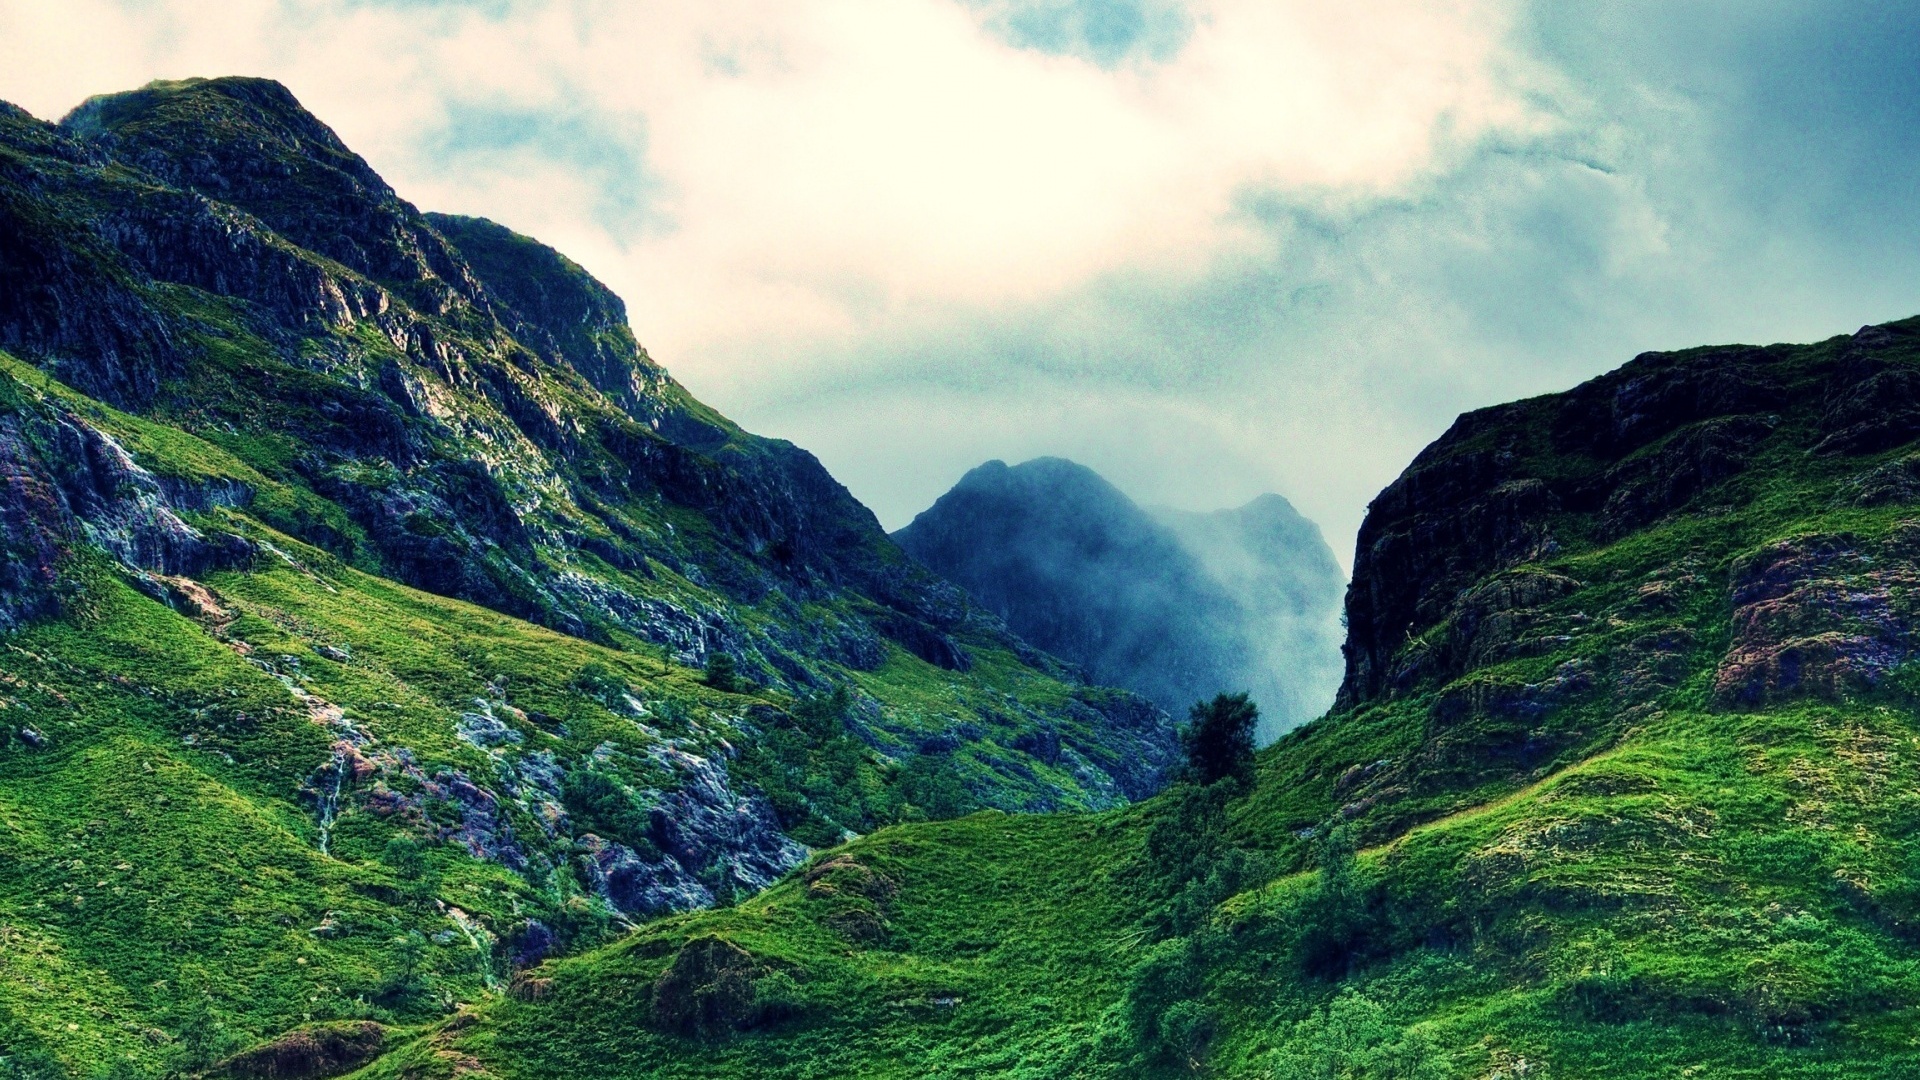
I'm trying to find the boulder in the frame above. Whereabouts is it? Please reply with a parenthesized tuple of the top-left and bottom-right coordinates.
(211, 1020, 385, 1080)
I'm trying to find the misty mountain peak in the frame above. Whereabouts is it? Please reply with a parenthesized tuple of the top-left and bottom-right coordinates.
(896, 457, 1345, 738)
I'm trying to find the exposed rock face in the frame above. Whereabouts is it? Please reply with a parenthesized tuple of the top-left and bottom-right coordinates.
(0, 391, 252, 627)
(1, 77, 1001, 677)
(1300, 317, 1920, 846)
(425, 212, 664, 414)
(895, 458, 1344, 737)
(1714, 530, 1920, 706)
(1339, 344, 1795, 708)
(62, 78, 487, 322)
(1340, 317, 1920, 715)
(580, 749, 809, 918)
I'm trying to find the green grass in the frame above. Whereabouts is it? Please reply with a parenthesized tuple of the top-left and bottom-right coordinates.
(411, 328, 1920, 1078)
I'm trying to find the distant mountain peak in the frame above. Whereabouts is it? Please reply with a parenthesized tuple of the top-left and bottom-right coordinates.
(896, 456, 1345, 738)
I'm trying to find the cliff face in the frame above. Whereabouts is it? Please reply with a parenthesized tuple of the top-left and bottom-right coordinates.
(1281, 320, 1920, 851)
(0, 78, 1183, 1061)
(2, 77, 906, 647)
(894, 457, 1344, 735)
(1339, 339, 1829, 710)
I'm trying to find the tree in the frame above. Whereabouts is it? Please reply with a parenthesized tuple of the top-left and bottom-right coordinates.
(382, 835, 440, 905)
(1181, 692, 1258, 787)
(378, 932, 430, 1007)
(704, 652, 739, 692)
(561, 768, 659, 857)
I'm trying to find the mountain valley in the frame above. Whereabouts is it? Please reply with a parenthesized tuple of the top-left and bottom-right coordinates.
(6, 74, 1920, 1080)
(429, 321, 1920, 1078)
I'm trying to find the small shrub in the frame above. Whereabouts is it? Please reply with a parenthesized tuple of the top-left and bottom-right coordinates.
(376, 932, 429, 1008)
(380, 836, 440, 905)
(1134, 781, 1268, 938)
(649, 937, 795, 1037)
(1294, 824, 1374, 980)
(571, 661, 626, 702)
(211, 1021, 386, 1080)
(894, 752, 979, 821)
(0, 1049, 68, 1080)
(561, 768, 660, 857)
(791, 685, 851, 739)
(1263, 991, 1446, 1080)
(1125, 935, 1216, 1070)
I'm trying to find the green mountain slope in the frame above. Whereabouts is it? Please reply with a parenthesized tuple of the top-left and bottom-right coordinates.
(0, 78, 1179, 1078)
(438, 323, 1920, 1078)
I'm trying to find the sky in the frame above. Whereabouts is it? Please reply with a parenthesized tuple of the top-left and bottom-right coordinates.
(3, 0, 1918, 570)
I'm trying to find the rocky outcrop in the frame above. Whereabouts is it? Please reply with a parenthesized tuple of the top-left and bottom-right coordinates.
(0, 386, 252, 627)
(1714, 530, 1920, 706)
(425, 212, 667, 415)
(211, 1020, 386, 1080)
(1595, 413, 1777, 539)
(649, 936, 789, 1037)
(580, 748, 809, 918)
(1340, 344, 1797, 708)
(62, 77, 488, 318)
(1339, 317, 1920, 721)
(1306, 319, 1920, 848)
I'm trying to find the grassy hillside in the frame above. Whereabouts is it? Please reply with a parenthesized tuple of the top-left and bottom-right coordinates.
(0, 76, 1177, 824)
(0, 76, 1176, 1078)
(424, 322, 1920, 1078)
(0, 347, 1164, 1076)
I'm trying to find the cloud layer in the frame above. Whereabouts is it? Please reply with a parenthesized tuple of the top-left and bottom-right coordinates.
(4, 0, 1917, 566)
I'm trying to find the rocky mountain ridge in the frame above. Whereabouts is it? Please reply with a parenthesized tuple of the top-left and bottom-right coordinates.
(0, 76, 1177, 808)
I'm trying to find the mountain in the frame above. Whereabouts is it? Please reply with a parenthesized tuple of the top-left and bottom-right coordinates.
(0, 77, 1180, 1075)
(892, 457, 1344, 737)
(450, 320, 1920, 1077)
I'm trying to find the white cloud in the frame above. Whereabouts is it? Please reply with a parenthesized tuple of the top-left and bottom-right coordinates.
(0, 0, 1539, 354)
(0, 0, 1550, 558)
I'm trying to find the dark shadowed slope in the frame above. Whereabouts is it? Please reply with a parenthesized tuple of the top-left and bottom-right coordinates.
(893, 457, 1345, 736)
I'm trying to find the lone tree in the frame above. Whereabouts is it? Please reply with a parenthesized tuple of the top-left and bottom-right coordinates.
(704, 651, 739, 692)
(1182, 692, 1259, 786)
